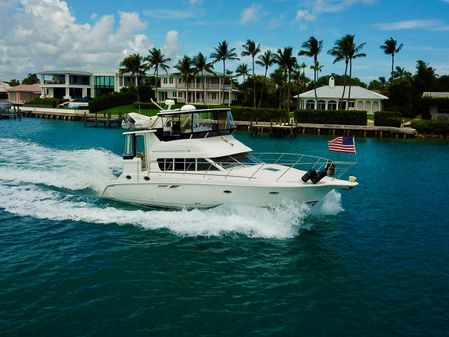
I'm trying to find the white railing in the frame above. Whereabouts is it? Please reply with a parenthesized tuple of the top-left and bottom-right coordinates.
(147, 152, 356, 182)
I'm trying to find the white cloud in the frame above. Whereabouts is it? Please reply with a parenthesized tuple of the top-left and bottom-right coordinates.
(163, 31, 180, 64)
(0, 0, 155, 80)
(373, 19, 449, 31)
(295, 9, 315, 22)
(241, 4, 262, 24)
(295, 0, 375, 26)
(142, 9, 195, 20)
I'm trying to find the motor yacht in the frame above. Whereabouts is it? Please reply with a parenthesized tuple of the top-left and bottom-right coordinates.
(102, 101, 358, 208)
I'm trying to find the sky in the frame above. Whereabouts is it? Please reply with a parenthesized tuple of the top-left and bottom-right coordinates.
(1, 0, 449, 84)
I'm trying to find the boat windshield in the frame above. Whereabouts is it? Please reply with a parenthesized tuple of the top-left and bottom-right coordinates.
(158, 109, 236, 140)
(212, 152, 259, 170)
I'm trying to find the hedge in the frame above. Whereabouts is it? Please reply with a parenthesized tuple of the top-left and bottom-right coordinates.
(374, 111, 402, 127)
(294, 109, 367, 126)
(24, 97, 63, 108)
(89, 91, 135, 113)
(411, 120, 449, 135)
(230, 106, 289, 122)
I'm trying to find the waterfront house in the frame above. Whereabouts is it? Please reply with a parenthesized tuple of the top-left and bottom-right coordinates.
(0, 80, 10, 98)
(7, 84, 41, 104)
(39, 70, 134, 100)
(158, 72, 238, 105)
(297, 77, 388, 113)
(422, 92, 449, 120)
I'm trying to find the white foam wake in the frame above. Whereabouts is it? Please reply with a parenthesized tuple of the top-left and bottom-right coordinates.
(0, 184, 312, 239)
(0, 138, 121, 193)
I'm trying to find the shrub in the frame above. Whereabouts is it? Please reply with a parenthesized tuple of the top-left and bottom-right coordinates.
(294, 109, 367, 126)
(24, 97, 62, 108)
(411, 120, 449, 135)
(374, 111, 402, 127)
(230, 106, 289, 122)
(89, 90, 135, 113)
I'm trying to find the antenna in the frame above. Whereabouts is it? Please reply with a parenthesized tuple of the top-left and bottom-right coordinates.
(150, 98, 163, 110)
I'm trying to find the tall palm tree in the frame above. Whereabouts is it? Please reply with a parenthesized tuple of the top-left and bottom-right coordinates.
(210, 40, 239, 104)
(270, 68, 285, 109)
(235, 63, 251, 104)
(174, 55, 193, 104)
(145, 48, 171, 102)
(241, 39, 261, 107)
(346, 35, 366, 108)
(380, 37, 404, 78)
(328, 34, 354, 109)
(274, 47, 297, 112)
(256, 50, 276, 107)
(192, 52, 215, 105)
(119, 53, 146, 102)
(298, 36, 322, 109)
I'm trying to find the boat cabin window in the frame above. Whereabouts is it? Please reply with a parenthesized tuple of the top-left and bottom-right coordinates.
(123, 133, 146, 164)
(157, 158, 219, 172)
(212, 153, 258, 169)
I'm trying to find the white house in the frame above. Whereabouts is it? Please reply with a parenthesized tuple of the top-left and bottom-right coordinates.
(39, 70, 134, 100)
(297, 77, 388, 113)
(158, 72, 238, 105)
(422, 92, 449, 120)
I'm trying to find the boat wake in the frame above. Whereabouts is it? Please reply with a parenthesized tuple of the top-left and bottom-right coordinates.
(0, 138, 344, 239)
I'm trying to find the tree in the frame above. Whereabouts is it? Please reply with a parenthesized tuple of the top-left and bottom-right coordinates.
(119, 53, 146, 102)
(174, 55, 193, 104)
(270, 68, 285, 109)
(391, 66, 412, 80)
(274, 47, 297, 112)
(241, 39, 261, 107)
(328, 34, 354, 109)
(380, 38, 404, 78)
(192, 52, 215, 105)
(414, 60, 436, 93)
(256, 50, 276, 108)
(345, 35, 366, 108)
(235, 63, 251, 104)
(210, 40, 239, 104)
(22, 73, 40, 85)
(145, 48, 171, 102)
(298, 36, 322, 109)
(9, 79, 20, 87)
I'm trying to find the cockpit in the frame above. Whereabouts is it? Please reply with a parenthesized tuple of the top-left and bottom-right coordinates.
(155, 108, 236, 141)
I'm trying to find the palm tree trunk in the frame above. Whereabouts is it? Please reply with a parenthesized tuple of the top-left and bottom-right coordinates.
(341, 61, 348, 110)
(252, 57, 256, 108)
(313, 69, 318, 110)
(202, 70, 206, 105)
(222, 61, 226, 105)
(186, 75, 189, 104)
(347, 58, 353, 109)
(391, 53, 395, 78)
(258, 67, 268, 108)
(155, 68, 159, 102)
(287, 71, 291, 112)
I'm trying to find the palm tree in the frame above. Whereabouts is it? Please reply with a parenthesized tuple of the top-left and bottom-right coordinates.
(192, 52, 215, 105)
(346, 35, 366, 108)
(328, 34, 355, 109)
(274, 47, 297, 112)
(298, 36, 322, 109)
(119, 53, 146, 102)
(210, 40, 239, 104)
(241, 39, 261, 107)
(174, 55, 193, 104)
(391, 66, 412, 79)
(235, 63, 251, 104)
(145, 48, 171, 102)
(270, 68, 285, 109)
(256, 50, 276, 107)
(380, 37, 404, 78)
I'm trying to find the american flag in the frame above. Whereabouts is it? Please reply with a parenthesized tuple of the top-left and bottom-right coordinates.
(328, 136, 356, 153)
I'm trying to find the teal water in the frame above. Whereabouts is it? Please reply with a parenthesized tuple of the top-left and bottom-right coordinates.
(1, 118, 448, 336)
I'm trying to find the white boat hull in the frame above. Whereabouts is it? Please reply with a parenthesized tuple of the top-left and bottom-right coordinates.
(102, 174, 354, 209)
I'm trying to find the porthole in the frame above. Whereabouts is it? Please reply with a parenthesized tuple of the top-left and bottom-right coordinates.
(144, 176, 150, 181)
(126, 175, 132, 180)
(223, 190, 232, 194)
(269, 191, 279, 195)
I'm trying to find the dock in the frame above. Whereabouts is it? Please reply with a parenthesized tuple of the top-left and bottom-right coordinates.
(235, 120, 417, 139)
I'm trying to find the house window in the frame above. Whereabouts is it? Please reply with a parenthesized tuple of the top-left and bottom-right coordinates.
(305, 100, 315, 109)
(169, 77, 173, 84)
(318, 100, 326, 110)
(328, 100, 337, 110)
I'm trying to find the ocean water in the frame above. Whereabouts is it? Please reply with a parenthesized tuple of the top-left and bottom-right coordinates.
(1, 118, 448, 337)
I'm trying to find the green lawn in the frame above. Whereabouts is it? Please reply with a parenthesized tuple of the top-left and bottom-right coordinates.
(95, 104, 159, 116)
